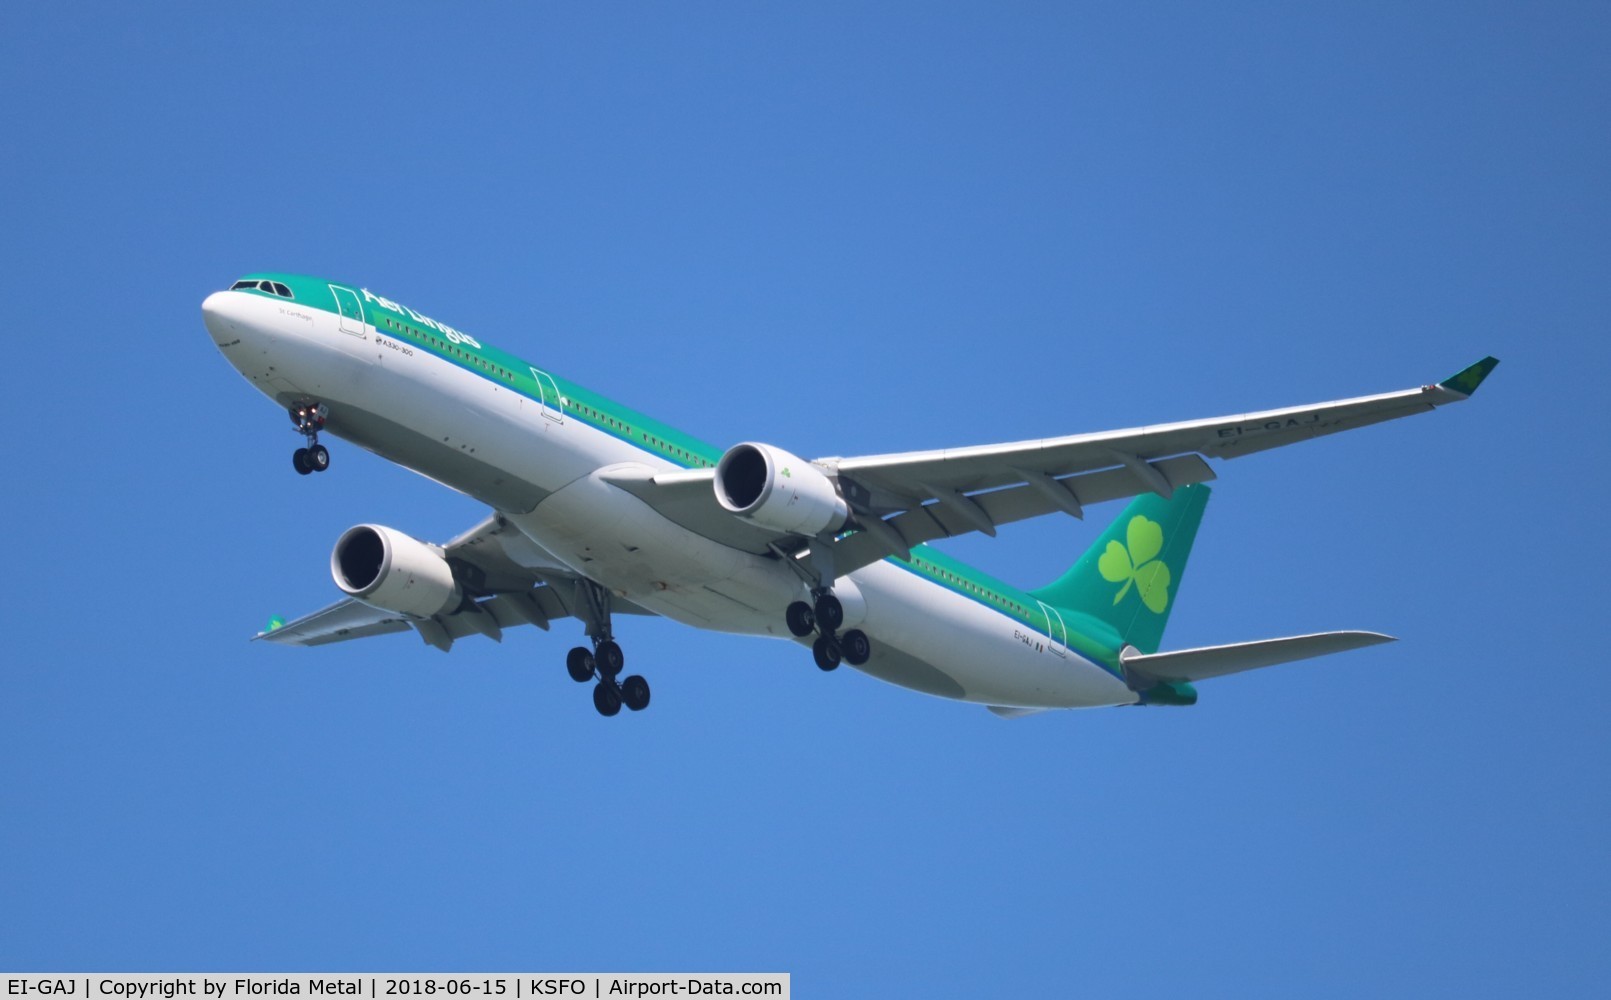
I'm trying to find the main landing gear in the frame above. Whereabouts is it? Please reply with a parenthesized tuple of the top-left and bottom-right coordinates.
(565, 580, 651, 717)
(786, 589, 871, 672)
(290, 402, 331, 476)
(566, 640, 650, 716)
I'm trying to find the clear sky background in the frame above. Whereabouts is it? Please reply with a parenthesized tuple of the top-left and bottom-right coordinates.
(2, 3, 1607, 996)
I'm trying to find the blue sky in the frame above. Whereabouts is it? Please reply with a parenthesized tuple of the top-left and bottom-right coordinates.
(2, 2, 1607, 995)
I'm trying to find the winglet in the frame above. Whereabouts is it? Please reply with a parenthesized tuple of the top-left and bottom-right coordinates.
(1438, 356, 1500, 397)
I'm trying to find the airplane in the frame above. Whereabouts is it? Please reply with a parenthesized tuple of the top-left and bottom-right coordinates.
(202, 274, 1498, 718)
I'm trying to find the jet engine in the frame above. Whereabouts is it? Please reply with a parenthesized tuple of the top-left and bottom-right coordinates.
(714, 442, 849, 536)
(330, 524, 461, 618)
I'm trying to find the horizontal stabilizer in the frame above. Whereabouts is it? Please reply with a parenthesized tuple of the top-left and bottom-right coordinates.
(1120, 630, 1395, 684)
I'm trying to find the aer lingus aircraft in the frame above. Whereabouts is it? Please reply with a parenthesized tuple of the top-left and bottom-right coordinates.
(203, 274, 1497, 717)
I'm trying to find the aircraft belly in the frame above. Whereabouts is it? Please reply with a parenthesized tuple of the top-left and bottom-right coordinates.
(512, 469, 1136, 706)
(508, 470, 808, 636)
(326, 400, 551, 513)
(267, 358, 553, 512)
(847, 561, 1136, 709)
(252, 315, 613, 513)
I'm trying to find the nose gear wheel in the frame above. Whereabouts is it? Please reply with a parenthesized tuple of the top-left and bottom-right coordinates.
(289, 403, 331, 474)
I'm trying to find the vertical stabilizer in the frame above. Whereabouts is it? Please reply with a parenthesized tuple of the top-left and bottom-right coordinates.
(1028, 484, 1210, 655)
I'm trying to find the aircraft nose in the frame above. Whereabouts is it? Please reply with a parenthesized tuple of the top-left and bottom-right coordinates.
(202, 290, 242, 342)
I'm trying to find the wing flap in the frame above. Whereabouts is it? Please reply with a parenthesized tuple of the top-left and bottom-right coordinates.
(1120, 630, 1396, 683)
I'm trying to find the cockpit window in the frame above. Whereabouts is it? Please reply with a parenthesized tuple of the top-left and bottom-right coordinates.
(229, 279, 295, 299)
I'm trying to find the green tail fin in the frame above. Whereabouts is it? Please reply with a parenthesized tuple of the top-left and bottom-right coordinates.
(1028, 484, 1211, 655)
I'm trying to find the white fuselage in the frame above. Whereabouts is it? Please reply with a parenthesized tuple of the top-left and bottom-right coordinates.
(203, 287, 1139, 710)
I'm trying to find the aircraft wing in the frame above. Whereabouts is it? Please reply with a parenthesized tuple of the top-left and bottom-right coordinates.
(608, 357, 1498, 577)
(252, 598, 414, 647)
(821, 356, 1500, 505)
(255, 513, 655, 651)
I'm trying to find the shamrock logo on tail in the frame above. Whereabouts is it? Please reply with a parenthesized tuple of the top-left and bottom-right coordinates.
(1098, 515, 1172, 614)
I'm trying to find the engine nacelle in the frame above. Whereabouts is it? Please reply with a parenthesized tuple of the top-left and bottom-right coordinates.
(714, 442, 849, 536)
(331, 524, 461, 618)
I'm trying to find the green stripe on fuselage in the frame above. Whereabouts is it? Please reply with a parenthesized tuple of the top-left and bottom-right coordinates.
(232, 273, 1126, 675)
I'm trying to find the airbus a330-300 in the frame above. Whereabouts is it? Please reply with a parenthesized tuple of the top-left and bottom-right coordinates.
(203, 274, 1497, 717)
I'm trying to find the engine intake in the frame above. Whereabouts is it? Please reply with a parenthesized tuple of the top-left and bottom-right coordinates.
(715, 442, 848, 536)
(331, 524, 460, 618)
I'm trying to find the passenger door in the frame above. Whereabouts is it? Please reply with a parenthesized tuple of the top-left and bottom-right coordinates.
(528, 367, 565, 423)
(328, 285, 367, 337)
(1035, 600, 1070, 659)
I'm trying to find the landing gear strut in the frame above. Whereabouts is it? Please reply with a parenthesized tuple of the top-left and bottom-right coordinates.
(566, 580, 650, 716)
(289, 403, 330, 475)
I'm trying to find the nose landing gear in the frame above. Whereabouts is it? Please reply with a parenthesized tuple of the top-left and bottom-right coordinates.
(289, 403, 331, 475)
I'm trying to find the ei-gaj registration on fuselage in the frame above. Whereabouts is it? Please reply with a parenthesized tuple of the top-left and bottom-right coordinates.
(203, 275, 1497, 718)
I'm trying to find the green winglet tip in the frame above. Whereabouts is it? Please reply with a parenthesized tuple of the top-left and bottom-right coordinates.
(266, 615, 286, 632)
(1439, 356, 1500, 396)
